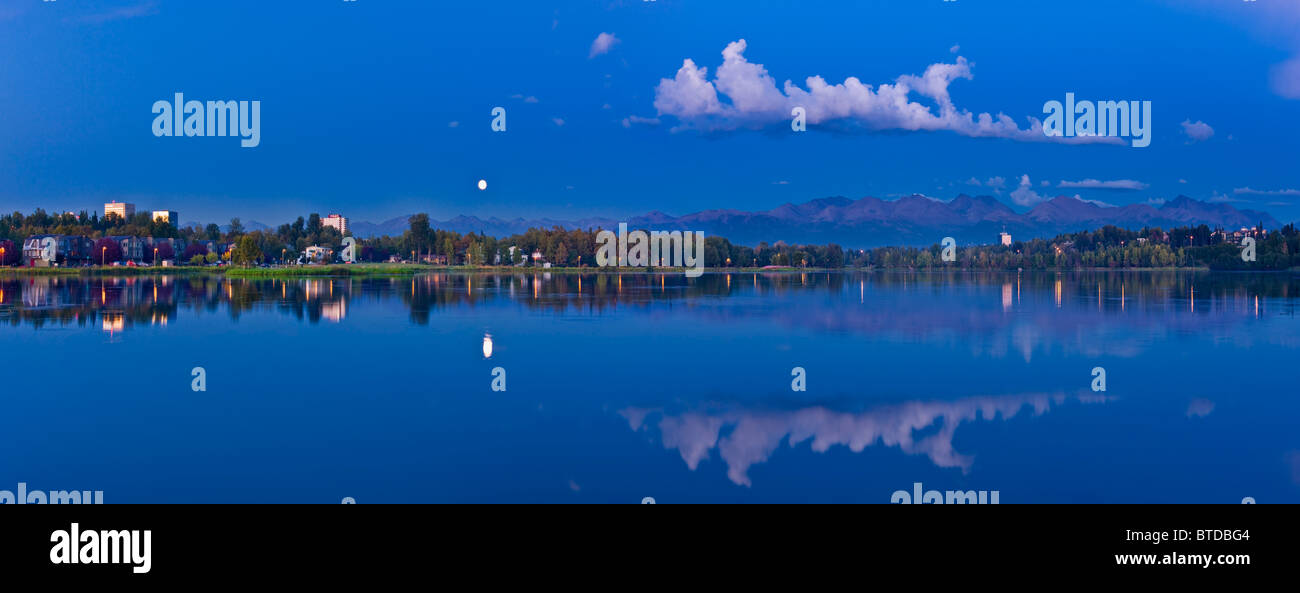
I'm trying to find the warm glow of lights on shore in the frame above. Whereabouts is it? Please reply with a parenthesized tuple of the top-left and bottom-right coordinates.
(102, 313, 124, 333)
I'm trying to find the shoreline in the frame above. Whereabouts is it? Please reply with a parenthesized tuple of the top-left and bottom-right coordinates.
(2, 264, 1295, 277)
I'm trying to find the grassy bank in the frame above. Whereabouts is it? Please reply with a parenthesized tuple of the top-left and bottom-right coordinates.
(0, 265, 215, 276)
(4, 264, 1258, 278)
(222, 263, 431, 277)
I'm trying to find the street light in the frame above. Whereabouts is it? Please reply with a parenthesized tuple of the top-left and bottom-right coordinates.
(102, 246, 107, 267)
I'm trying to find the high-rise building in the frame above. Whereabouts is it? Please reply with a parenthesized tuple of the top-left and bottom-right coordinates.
(151, 210, 180, 227)
(323, 213, 349, 235)
(104, 202, 136, 221)
(1000, 232, 1012, 246)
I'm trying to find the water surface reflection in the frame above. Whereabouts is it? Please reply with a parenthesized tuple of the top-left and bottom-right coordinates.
(0, 270, 1296, 502)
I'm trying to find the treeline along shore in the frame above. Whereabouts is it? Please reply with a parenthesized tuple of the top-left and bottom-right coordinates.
(1, 209, 1297, 274)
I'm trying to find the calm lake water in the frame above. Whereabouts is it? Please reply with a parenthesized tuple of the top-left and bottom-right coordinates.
(1, 271, 1297, 503)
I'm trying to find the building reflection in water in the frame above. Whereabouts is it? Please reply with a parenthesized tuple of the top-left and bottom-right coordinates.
(0, 271, 1294, 341)
(102, 312, 124, 333)
(321, 299, 346, 323)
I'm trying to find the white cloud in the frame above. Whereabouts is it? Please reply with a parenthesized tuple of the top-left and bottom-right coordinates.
(1208, 192, 1245, 203)
(1170, 2, 1300, 99)
(1057, 179, 1149, 191)
(1180, 119, 1214, 142)
(1010, 174, 1047, 207)
(1179, 179, 1188, 184)
(73, 2, 157, 25)
(447, 121, 459, 128)
(589, 32, 620, 59)
(652, 40, 1123, 144)
(1234, 187, 1300, 196)
(965, 176, 1005, 191)
(524, 96, 539, 104)
(1186, 398, 1215, 418)
(949, 44, 960, 54)
(552, 117, 565, 127)
(1271, 56, 1300, 99)
(621, 115, 661, 128)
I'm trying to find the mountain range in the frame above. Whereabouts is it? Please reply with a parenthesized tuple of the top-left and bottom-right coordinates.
(342, 195, 1281, 248)
(182, 220, 272, 234)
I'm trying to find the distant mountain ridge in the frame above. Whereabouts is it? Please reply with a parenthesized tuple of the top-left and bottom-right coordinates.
(182, 220, 271, 234)
(341, 194, 1279, 248)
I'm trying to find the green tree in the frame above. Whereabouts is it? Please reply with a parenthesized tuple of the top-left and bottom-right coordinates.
(441, 236, 455, 264)
(233, 236, 261, 267)
(409, 214, 432, 257)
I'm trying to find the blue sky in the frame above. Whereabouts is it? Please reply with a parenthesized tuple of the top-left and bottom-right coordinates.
(1, 0, 1298, 226)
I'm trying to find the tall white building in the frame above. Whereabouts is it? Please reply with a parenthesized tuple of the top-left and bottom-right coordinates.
(152, 210, 179, 227)
(104, 201, 136, 221)
(323, 213, 349, 235)
(1000, 232, 1012, 246)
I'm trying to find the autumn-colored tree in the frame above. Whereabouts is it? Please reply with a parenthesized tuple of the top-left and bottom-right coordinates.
(0, 239, 16, 265)
(182, 242, 208, 260)
(93, 238, 122, 265)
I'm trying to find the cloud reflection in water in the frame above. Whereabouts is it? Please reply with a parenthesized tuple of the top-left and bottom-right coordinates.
(622, 392, 1109, 486)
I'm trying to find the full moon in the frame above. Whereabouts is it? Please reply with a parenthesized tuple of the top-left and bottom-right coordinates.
(477, 179, 487, 191)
